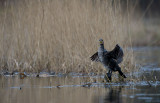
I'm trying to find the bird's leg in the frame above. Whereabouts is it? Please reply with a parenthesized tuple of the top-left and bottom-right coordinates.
(116, 66, 126, 78)
(107, 70, 112, 81)
(104, 70, 112, 82)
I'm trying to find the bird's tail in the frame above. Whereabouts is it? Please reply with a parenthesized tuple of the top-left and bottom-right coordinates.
(118, 70, 126, 78)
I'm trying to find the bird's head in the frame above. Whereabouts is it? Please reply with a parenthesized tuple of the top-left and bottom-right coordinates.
(99, 39, 104, 45)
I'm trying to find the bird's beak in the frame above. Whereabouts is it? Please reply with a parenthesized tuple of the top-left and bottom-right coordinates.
(99, 41, 103, 44)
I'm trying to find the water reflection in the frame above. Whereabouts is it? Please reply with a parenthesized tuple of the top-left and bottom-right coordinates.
(104, 87, 122, 103)
(0, 76, 160, 103)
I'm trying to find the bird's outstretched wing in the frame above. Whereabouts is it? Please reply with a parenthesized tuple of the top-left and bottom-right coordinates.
(105, 44, 124, 64)
(90, 52, 99, 62)
(90, 45, 123, 64)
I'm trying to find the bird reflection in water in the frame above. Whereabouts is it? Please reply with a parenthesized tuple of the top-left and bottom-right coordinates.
(104, 87, 123, 103)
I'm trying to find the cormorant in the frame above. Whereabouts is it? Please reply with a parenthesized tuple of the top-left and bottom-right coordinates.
(90, 39, 126, 81)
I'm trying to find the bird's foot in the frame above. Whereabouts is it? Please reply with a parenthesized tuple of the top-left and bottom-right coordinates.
(104, 73, 112, 82)
(107, 73, 112, 81)
(122, 74, 127, 78)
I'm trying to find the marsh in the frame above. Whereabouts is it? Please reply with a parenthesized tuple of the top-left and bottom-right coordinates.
(0, 47, 160, 103)
(0, 0, 160, 103)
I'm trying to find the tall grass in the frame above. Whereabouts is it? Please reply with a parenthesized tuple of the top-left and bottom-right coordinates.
(0, 0, 134, 74)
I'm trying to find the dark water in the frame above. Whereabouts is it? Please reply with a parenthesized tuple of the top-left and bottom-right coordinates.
(0, 47, 160, 103)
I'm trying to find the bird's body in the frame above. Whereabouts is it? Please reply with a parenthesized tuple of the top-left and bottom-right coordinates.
(98, 45, 110, 70)
(98, 44, 107, 66)
(90, 39, 126, 81)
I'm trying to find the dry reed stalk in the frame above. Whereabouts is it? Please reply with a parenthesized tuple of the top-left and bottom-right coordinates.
(0, 0, 134, 74)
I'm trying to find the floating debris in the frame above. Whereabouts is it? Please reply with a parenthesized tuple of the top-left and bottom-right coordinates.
(3, 72, 13, 76)
(19, 72, 27, 79)
(56, 85, 61, 89)
(82, 83, 92, 88)
(38, 72, 54, 77)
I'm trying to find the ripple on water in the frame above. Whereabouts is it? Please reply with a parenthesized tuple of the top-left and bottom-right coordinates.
(8, 81, 160, 89)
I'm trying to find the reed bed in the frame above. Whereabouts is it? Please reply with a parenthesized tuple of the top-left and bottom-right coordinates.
(0, 0, 135, 74)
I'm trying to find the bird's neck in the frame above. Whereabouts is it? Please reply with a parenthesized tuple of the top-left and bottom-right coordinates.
(98, 44, 105, 62)
(100, 44, 104, 50)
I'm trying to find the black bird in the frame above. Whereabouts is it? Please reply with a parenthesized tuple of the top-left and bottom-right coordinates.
(90, 39, 126, 81)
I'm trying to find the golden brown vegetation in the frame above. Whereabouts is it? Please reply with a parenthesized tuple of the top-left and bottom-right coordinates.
(130, 18, 160, 46)
(0, 0, 135, 74)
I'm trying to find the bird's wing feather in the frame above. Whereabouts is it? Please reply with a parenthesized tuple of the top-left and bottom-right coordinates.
(90, 52, 100, 62)
(105, 44, 124, 64)
(90, 49, 108, 62)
